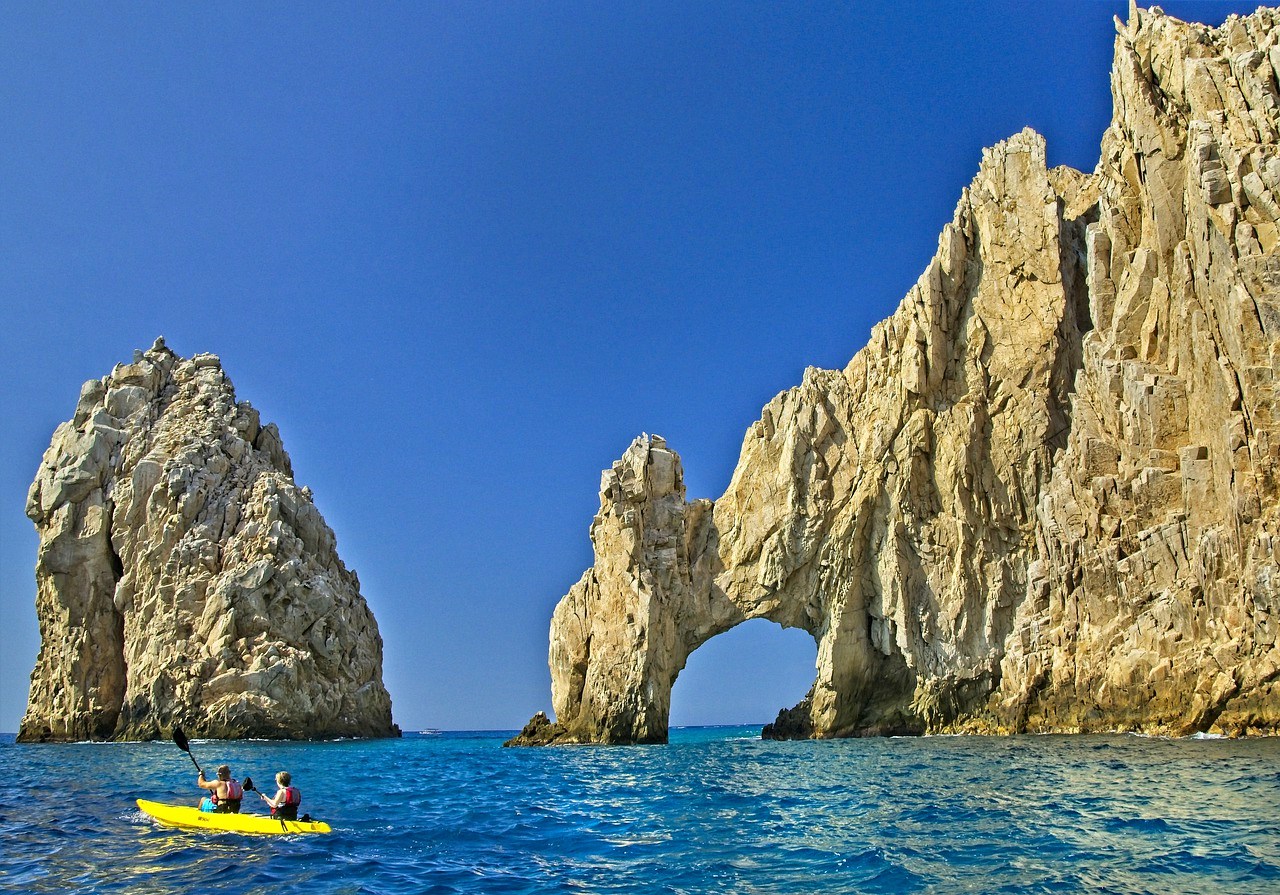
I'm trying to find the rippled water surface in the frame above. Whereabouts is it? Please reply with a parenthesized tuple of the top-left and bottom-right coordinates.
(1, 728, 1277, 894)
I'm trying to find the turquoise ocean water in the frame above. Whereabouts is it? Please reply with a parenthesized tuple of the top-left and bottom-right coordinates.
(1, 727, 1277, 894)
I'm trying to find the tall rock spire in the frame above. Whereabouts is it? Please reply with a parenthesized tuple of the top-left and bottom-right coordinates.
(20, 339, 397, 741)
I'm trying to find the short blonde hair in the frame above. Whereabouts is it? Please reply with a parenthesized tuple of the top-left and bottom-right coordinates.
(276, 771, 291, 786)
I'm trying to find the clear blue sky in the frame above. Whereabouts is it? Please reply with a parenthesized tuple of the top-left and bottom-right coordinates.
(0, 2, 1258, 733)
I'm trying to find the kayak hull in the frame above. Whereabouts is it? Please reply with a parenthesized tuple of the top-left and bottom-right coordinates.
(136, 798, 331, 835)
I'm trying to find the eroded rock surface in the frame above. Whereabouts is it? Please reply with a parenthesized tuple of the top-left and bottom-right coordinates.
(509, 5, 1280, 745)
(20, 339, 397, 742)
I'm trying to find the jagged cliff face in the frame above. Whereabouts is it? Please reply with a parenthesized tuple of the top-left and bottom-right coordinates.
(510, 5, 1280, 745)
(1006, 5, 1280, 735)
(20, 339, 396, 741)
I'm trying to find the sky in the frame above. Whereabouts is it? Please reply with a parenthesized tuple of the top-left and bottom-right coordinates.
(0, 1, 1262, 734)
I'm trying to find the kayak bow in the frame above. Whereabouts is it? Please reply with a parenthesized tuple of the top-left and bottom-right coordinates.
(136, 799, 331, 835)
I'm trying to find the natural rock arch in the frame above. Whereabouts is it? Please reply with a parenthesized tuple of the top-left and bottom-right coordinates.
(511, 125, 1075, 746)
(511, 430, 928, 746)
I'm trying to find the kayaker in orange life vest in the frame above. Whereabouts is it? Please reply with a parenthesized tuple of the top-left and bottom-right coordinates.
(261, 771, 303, 821)
(197, 764, 243, 813)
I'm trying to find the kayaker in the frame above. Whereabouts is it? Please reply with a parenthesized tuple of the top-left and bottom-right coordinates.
(261, 771, 302, 820)
(196, 764, 243, 813)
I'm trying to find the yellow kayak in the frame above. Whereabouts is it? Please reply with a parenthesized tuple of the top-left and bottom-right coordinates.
(136, 799, 332, 835)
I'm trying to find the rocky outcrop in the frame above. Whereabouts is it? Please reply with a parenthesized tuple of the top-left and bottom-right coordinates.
(509, 4, 1280, 745)
(19, 339, 397, 742)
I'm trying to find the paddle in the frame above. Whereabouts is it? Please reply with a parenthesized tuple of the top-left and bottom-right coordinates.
(173, 726, 203, 776)
(243, 777, 285, 810)
(243, 777, 287, 830)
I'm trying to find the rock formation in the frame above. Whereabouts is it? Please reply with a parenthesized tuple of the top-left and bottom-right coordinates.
(19, 339, 397, 742)
(509, 4, 1280, 745)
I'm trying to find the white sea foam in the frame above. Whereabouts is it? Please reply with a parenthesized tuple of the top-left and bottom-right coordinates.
(70, 739, 131, 746)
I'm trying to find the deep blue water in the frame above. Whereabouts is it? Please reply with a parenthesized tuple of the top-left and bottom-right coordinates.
(1, 727, 1277, 894)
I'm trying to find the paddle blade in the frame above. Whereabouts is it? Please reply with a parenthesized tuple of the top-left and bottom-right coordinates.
(173, 726, 202, 774)
(242, 777, 254, 792)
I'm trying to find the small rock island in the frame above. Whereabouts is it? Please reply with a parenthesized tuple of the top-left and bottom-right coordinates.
(510, 5, 1280, 745)
(20, 338, 396, 742)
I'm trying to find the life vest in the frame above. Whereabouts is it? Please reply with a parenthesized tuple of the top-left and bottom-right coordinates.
(212, 778, 243, 813)
(271, 786, 302, 820)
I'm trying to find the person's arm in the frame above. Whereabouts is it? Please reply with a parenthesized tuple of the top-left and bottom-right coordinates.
(265, 787, 286, 808)
(197, 772, 215, 792)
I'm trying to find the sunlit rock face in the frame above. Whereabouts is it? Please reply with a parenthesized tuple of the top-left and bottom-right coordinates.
(19, 338, 397, 742)
(509, 5, 1280, 745)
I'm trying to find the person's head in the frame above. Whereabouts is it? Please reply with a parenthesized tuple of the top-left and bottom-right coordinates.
(276, 771, 291, 787)
(216, 765, 231, 781)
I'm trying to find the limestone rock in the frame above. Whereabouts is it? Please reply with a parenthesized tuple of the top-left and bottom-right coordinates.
(19, 339, 397, 741)
(511, 5, 1280, 744)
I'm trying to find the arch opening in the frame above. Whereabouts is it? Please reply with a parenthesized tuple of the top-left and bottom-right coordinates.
(669, 618, 817, 730)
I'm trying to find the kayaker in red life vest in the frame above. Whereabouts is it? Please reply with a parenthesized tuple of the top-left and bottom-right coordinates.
(262, 771, 302, 821)
(196, 764, 243, 813)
